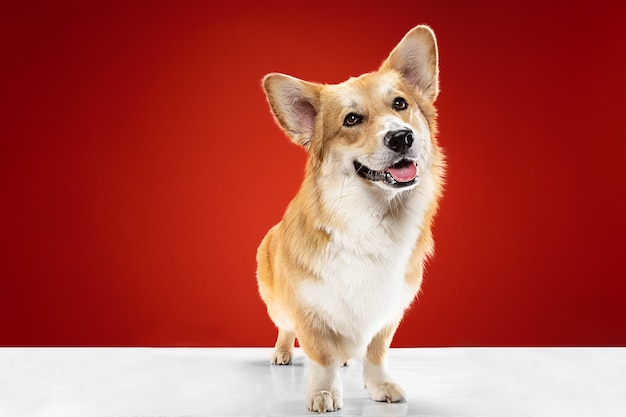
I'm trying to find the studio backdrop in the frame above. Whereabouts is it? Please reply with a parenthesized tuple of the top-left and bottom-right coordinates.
(1, 1, 625, 347)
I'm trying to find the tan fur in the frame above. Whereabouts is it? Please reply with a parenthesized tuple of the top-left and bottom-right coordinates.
(257, 25, 445, 412)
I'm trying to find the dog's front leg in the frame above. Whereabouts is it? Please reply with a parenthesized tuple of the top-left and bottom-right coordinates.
(306, 358, 343, 413)
(297, 323, 343, 413)
(363, 322, 406, 403)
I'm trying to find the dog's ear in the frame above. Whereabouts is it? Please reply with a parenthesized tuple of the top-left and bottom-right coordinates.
(263, 73, 320, 149)
(380, 25, 439, 102)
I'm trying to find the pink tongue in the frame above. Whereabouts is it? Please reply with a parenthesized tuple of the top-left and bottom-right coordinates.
(387, 161, 417, 182)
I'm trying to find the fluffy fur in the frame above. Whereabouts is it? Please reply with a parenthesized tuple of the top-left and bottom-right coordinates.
(256, 25, 445, 413)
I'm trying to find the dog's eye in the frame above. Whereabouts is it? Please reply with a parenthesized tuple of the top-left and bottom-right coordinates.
(392, 97, 408, 111)
(343, 112, 363, 127)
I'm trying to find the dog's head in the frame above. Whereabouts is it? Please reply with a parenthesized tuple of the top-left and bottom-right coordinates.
(263, 26, 439, 193)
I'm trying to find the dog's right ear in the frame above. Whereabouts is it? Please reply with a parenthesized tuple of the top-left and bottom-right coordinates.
(263, 73, 320, 149)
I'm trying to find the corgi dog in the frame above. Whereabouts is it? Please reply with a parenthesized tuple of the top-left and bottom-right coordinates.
(256, 25, 444, 413)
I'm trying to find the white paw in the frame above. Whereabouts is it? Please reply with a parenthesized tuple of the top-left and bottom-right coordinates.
(307, 390, 343, 413)
(271, 350, 292, 365)
(368, 382, 406, 403)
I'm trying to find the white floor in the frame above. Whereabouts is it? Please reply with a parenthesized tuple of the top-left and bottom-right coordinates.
(0, 348, 624, 417)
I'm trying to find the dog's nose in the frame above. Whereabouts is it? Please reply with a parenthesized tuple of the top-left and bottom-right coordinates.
(384, 129, 414, 153)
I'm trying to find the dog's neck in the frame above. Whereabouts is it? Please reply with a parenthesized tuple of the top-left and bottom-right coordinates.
(310, 172, 425, 231)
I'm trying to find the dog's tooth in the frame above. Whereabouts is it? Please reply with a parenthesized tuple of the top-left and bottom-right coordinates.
(383, 171, 396, 184)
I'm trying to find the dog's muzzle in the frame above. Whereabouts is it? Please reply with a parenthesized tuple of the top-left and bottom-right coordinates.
(353, 159, 419, 188)
(353, 129, 420, 188)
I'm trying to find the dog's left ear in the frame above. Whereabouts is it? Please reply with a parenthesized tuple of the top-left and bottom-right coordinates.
(380, 25, 439, 102)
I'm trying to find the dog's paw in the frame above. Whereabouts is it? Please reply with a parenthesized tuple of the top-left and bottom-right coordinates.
(368, 382, 406, 403)
(271, 350, 292, 365)
(307, 390, 343, 413)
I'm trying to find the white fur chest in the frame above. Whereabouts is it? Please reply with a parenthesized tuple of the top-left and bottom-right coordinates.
(296, 176, 433, 356)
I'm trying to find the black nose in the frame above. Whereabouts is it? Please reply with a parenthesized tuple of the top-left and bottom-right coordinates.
(384, 129, 414, 153)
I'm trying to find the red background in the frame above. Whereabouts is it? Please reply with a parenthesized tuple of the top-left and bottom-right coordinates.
(1, 1, 625, 347)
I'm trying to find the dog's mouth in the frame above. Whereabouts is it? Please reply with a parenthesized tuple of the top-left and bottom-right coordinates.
(353, 159, 419, 188)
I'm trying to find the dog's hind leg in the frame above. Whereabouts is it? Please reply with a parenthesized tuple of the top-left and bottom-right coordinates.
(272, 329, 295, 365)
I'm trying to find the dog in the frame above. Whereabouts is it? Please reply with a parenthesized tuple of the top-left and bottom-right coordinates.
(256, 25, 445, 413)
